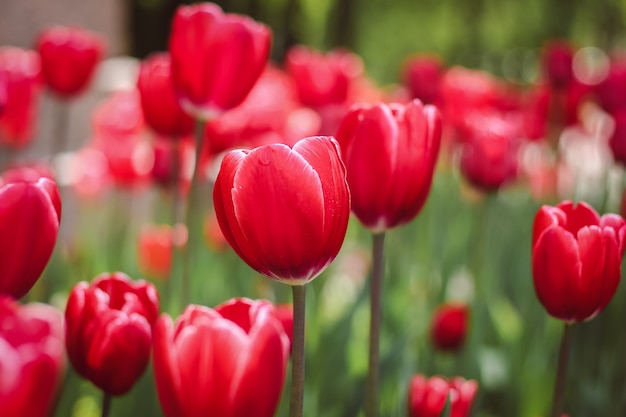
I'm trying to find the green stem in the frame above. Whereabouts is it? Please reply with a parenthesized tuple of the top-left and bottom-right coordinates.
(550, 323, 573, 417)
(289, 284, 306, 417)
(101, 392, 112, 417)
(365, 232, 386, 417)
(181, 119, 206, 306)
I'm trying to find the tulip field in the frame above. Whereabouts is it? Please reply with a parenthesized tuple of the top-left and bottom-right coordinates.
(2, 1, 626, 417)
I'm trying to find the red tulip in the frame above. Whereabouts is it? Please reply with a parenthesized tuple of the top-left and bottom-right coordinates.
(532, 201, 626, 322)
(0, 71, 7, 116)
(403, 54, 444, 105)
(609, 110, 626, 166)
(430, 303, 469, 352)
(65, 272, 159, 395)
(542, 41, 575, 90)
(213, 136, 350, 284)
(274, 303, 294, 352)
(91, 90, 153, 187)
(169, 2, 271, 120)
(594, 57, 626, 114)
(0, 168, 61, 299)
(137, 53, 194, 137)
(153, 298, 289, 417)
(0, 47, 41, 148)
(36, 25, 105, 98)
(408, 375, 478, 417)
(203, 65, 317, 156)
(150, 135, 194, 189)
(458, 112, 521, 192)
(335, 99, 441, 232)
(286, 45, 363, 108)
(0, 296, 65, 417)
(137, 224, 187, 281)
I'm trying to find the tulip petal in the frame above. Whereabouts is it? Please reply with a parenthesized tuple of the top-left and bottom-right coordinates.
(557, 200, 600, 235)
(532, 226, 581, 321)
(532, 205, 566, 248)
(575, 226, 606, 321)
(153, 315, 186, 417)
(293, 136, 350, 274)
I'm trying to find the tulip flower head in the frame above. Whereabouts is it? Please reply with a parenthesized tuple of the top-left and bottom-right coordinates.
(65, 272, 159, 395)
(137, 53, 194, 138)
(408, 374, 478, 417)
(153, 298, 289, 417)
(541, 41, 575, 91)
(532, 201, 626, 322)
(137, 223, 187, 281)
(169, 2, 272, 120)
(402, 54, 444, 105)
(0, 168, 61, 299)
(36, 25, 105, 98)
(0, 47, 41, 148)
(0, 296, 65, 417)
(430, 303, 469, 352)
(335, 99, 442, 232)
(213, 136, 351, 284)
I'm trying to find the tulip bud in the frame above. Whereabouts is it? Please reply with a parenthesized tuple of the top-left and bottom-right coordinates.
(532, 201, 626, 322)
(335, 99, 442, 232)
(168, 2, 272, 120)
(0, 168, 61, 299)
(65, 272, 159, 395)
(213, 136, 351, 284)
(36, 25, 105, 98)
(0, 296, 65, 417)
(153, 298, 289, 417)
(430, 303, 469, 352)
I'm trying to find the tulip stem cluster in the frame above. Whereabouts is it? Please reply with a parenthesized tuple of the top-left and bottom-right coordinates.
(290, 284, 306, 417)
(551, 323, 573, 417)
(365, 232, 386, 417)
(101, 392, 112, 417)
(180, 118, 206, 305)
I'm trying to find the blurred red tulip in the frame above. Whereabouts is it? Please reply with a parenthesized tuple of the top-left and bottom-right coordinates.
(0, 47, 41, 148)
(203, 65, 315, 156)
(594, 57, 626, 114)
(286, 45, 363, 108)
(36, 25, 105, 98)
(608, 110, 626, 165)
(403, 54, 444, 105)
(150, 135, 193, 189)
(65, 272, 159, 395)
(532, 201, 626, 322)
(213, 136, 350, 284)
(0, 71, 6, 116)
(0, 296, 65, 417)
(274, 303, 293, 352)
(137, 223, 187, 281)
(70, 146, 112, 198)
(204, 210, 229, 252)
(430, 303, 469, 352)
(439, 67, 500, 129)
(335, 99, 441, 232)
(153, 298, 289, 417)
(137, 53, 194, 137)
(408, 375, 478, 417)
(92, 90, 154, 187)
(542, 41, 575, 90)
(0, 169, 60, 299)
(169, 2, 271, 120)
(458, 112, 521, 192)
